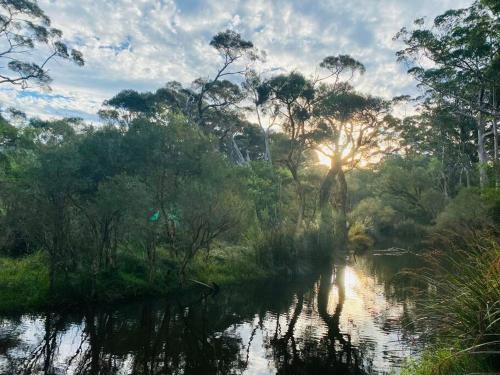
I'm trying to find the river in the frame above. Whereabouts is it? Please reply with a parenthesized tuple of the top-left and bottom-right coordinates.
(0, 253, 425, 374)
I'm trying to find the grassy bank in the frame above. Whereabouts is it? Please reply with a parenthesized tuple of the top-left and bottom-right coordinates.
(0, 244, 277, 313)
(400, 234, 500, 374)
(401, 346, 494, 375)
(0, 252, 49, 311)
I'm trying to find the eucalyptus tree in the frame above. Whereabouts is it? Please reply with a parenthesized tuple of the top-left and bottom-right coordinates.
(16, 119, 82, 292)
(99, 31, 259, 164)
(98, 82, 193, 126)
(312, 56, 365, 236)
(243, 70, 278, 164)
(0, 0, 84, 88)
(185, 30, 262, 165)
(314, 90, 397, 249)
(400, 106, 478, 193)
(308, 55, 397, 250)
(256, 72, 315, 235)
(193, 29, 258, 129)
(395, 1, 500, 187)
(99, 28, 257, 131)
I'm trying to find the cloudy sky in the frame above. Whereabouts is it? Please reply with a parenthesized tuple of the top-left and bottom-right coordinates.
(0, 0, 473, 121)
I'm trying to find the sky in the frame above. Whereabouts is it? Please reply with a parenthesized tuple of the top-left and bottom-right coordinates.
(0, 0, 473, 122)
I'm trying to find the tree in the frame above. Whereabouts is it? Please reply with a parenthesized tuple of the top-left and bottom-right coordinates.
(256, 72, 315, 236)
(192, 30, 257, 128)
(375, 155, 445, 224)
(314, 90, 397, 249)
(400, 105, 478, 194)
(243, 70, 278, 164)
(308, 55, 396, 250)
(395, 1, 500, 187)
(0, 0, 83, 88)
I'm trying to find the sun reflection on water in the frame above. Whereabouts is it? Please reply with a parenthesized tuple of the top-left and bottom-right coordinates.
(1, 255, 421, 375)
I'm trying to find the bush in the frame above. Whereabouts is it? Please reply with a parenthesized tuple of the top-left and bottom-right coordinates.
(401, 346, 493, 375)
(405, 234, 500, 374)
(253, 229, 296, 273)
(192, 244, 269, 285)
(0, 252, 49, 311)
(348, 222, 374, 251)
(434, 188, 496, 235)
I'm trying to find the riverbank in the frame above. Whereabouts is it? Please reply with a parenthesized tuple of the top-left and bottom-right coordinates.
(0, 244, 276, 313)
(400, 234, 500, 374)
(0, 252, 423, 373)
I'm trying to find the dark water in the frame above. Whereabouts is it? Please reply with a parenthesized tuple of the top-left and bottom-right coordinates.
(0, 254, 424, 375)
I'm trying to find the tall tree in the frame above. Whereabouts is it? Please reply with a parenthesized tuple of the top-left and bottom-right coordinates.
(395, 1, 500, 187)
(314, 90, 397, 249)
(192, 30, 256, 127)
(0, 0, 83, 87)
(257, 72, 315, 236)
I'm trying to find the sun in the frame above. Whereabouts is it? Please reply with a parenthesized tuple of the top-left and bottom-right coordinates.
(316, 145, 332, 167)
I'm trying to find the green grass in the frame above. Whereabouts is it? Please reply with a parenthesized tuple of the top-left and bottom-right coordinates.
(401, 346, 493, 375)
(400, 233, 500, 374)
(0, 252, 50, 311)
(191, 244, 271, 285)
(0, 244, 274, 313)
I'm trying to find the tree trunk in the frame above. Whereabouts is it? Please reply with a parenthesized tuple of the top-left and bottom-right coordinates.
(264, 129, 272, 164)
(288, 164, 305, 238)
(49, 196, 66, 296)
(493, 115, 499, 188)
(477, 112, 489, 188)
(231, 133, 247, 166)
(48, 254, 57, 297)
(318, 162, 339, 254)
(333, 168, 348, 251)
(147, 235, 157, 283)
(295, 182, 305, 238)
(477, 91, 489, 188)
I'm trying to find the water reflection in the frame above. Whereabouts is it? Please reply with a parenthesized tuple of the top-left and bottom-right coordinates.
(0, 255, 422, 374)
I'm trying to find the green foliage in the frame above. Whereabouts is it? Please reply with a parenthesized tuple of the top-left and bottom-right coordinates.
(346, 156, 448, 248)
(349, 197, 397, 238)
(0, 109, 305, 309)
(376, 155, 445, 224)
(348, 222, 375, 252)
(434, 188, 496, 233)
(401, 235, 500, 374)
(0, 252, 49, 311)
(0, 3, 498, 327)
(0, 0, 84, 87)
(401, 346, 493, 375)
(192, 245, 268, 285)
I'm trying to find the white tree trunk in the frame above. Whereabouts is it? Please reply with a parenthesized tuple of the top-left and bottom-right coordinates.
(477, 110, 489, 188)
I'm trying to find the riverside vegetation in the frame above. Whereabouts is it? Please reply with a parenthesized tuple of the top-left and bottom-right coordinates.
(0, 0, 499, 374)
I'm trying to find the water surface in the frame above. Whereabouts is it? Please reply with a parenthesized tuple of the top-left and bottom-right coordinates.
(0, 254, 424, 374)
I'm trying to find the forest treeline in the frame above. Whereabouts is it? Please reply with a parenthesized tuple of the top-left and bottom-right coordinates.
(0, 0, 499, 373)
(0, 0, 499, 308)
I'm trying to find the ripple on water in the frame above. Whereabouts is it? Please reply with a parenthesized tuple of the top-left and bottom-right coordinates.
(0, 254, 423, 375)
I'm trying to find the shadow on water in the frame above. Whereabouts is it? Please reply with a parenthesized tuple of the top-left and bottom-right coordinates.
(0, 254, 425, 375)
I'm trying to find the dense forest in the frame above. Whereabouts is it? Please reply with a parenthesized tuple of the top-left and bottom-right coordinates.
(0, 0, 499, 374)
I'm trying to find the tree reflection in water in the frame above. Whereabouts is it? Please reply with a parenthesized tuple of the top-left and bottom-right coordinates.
(0, 254, 421, 375)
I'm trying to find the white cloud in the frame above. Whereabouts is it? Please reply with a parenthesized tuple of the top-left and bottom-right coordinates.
(0, 0, 473, 120)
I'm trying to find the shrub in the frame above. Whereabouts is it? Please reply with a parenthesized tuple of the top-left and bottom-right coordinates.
(434, 188, 496, 234)
(405, 234, 500, 374)
(0, 252, 49, 311)
(348, 222, 375, 251)
(401, 346, 492, 375)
